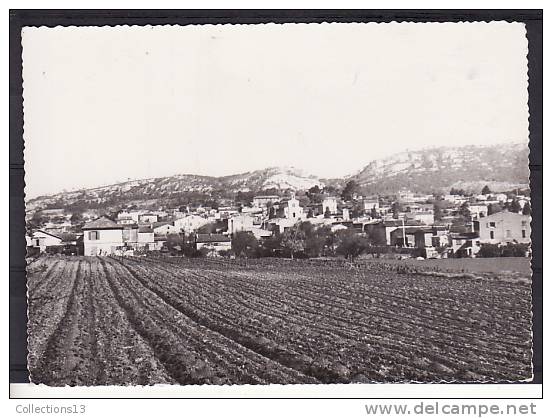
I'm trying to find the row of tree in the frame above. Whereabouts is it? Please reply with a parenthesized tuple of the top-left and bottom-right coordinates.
(165, 223, 374, 261)
(232, 225, 373, 261)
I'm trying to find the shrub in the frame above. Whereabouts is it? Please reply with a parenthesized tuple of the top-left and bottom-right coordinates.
(478, 244, 502, 258)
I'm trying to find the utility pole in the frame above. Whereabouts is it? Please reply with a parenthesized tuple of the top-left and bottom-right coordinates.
(402, 216, 407, 248)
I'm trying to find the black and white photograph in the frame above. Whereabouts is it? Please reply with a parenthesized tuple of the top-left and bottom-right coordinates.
(21, 21, 534, 388)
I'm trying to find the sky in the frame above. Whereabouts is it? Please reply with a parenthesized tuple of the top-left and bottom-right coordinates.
(22, 22, 529, 198)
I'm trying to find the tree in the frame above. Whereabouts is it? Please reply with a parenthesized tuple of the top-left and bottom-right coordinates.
(478, 243, 502, 258)
(370, 206, 378, 219)
(391, 202, 400, 219)
(509, 198, 522, 213)
(458, 201, 472, 221)
(433, 202, 443, 221)
(481, 185, 492, 195)
(281, 225, 306, 260)
(351, 202, 364, 219)
(317, 225, 335, 256)
(231, 231, 258, 258)
(70, 211, 83, 223)
(259, 234, 282, 256)
(235, 191, 255, 206)
(28, 212, 46, 229)
(450, 188, 466, 196)
(308, 185, 321, 195)
(303, 225, 324, 258)
(322, 185, 338, 195)
(336, 230, 370, 262)
(522, 202, 532, 216)
(183, 233, 204, 257)
(341, 180, 359, 201)
(204, 199, 219, 210)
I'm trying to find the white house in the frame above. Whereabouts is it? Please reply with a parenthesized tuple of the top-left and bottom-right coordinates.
(405, 211, 434, 225)
(479, 211, 531, 245)
(139, 213, 158, 224)
(469, 204, 489, 220)
(137, 226, 155, 250)
(266, 218, 299, 234)
(174, 215, 210, 233)
(153, 222, 180, 236)
(82, 216, 124, 256)
(227, 214, 255, 235)
(117, 210, 141, 224)
(322, 196, 338, 215)
(252, 195, 280, 208)
(363, 199, 380, 212)
(29, 230, 63, 252)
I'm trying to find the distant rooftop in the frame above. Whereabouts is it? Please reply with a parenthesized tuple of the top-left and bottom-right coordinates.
(82, 216, 122, 230)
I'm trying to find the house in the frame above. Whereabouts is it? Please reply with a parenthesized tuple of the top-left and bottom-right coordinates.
(443, 195, 469, 205)
(117, 210, 141, 224)
(404, 203, 433, 213)
(195, 234, 232, 254)
(403, 203, 434, 225)
(363, 219, 423, 246)
(82, 216, 124, 256)
(40, 208, 65, 217)
(405, 211, 434, 225)
(252, 195, 280, 208)
(29, 230, 63, 253)
(389, 227, 434, 248)
(240, 206, 264, 215)
(227, 214, 255, 235)
(495, 193, 508, 203)
(137, 226, 155, 250)
(152, 222, 179, 236)
(449, 232, 480, 257)
(139, 213, 158, 224)
(517, 197, 531, 209)
(152, 236, 167, 251)
(174, 215, 210, 233)
(478, 211, 531, 244)
(469, 204, 489, 220)
(398, 190, 416, 203)
(431, 234, 450, 248)
(57, 233, 81, 256)
(363, 199, 380, 212)
(322, 196, 338, 215)
(121, 224, 139, 246)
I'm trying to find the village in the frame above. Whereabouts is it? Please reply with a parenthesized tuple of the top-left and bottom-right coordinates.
(25, 183, 532, 260)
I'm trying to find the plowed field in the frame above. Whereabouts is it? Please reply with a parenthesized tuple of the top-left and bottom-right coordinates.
(27, 256, 533, 385)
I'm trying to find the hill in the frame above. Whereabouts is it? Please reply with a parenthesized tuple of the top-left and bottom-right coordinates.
(26, 143, 529, 213)
(349, 143, 529, 195)
(26, 167, 324, 213)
